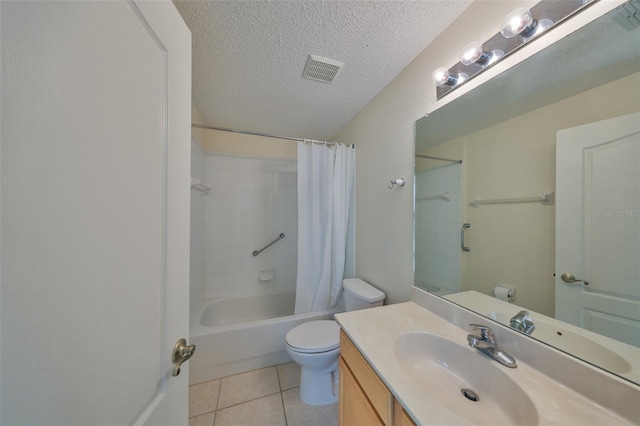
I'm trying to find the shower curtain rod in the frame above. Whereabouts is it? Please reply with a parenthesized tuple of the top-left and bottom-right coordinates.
(191, 123, 354, 147)
(415, 154, 462, 164)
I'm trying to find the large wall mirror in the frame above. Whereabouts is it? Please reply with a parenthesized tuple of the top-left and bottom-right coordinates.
(415, 4, 639, 385)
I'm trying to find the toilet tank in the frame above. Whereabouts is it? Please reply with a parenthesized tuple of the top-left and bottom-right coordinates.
(343, 278, 385, 311)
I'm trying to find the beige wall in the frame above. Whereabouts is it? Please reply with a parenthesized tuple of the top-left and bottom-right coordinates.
(420, 72, 639, 316)
(192, 103, 297, 158)
(333, 0, 629, 304)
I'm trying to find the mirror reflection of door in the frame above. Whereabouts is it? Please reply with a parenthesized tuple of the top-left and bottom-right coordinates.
(556, 112, 640, 347)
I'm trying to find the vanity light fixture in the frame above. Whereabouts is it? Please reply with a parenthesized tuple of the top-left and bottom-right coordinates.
(500, 7, 553, 40)
(459, 42, 504, 66)
(432, 0, 598, 99)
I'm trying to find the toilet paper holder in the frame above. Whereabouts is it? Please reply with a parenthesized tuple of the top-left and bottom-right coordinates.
(493, 284, 515, 302)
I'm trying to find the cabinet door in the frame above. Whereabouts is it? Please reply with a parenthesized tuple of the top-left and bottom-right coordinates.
(339, 357, 385, 426)
(340, 330, 392, 422)
(394, 400, 417, 426)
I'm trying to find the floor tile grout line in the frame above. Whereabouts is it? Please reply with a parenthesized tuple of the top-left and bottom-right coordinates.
(188, 379, 221, 419)
(211, 364, 280, 382)
(275, 365, 286, 426)
(214, 378, 222, 414)
(188, 388, 301, 419)
(280, 388, 289, 426)
(189, 362, 303, 423)
(213, 391, 287, 425)
(275, 363, 290, 426)
(215, 365, 280, 411)
(189, 362, 294, 387)
(276, 364, 283, 392)
(214, 389, 287, 412)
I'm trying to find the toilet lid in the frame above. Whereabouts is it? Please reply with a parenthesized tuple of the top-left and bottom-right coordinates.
(286, 320, 340, 353)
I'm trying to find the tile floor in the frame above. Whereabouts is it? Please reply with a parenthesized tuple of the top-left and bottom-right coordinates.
(189, 362, 338, 426)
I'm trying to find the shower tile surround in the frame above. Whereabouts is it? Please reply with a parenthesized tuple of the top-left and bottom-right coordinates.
(414, 164, 462, 293)
(191, 145, 298, 306)
(188, 362, 338, 426)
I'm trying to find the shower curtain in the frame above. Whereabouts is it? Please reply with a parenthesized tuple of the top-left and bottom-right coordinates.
(295, 141, 355, 314)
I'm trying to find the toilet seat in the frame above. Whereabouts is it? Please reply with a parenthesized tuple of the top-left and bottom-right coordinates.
(286, 320, 339, 354)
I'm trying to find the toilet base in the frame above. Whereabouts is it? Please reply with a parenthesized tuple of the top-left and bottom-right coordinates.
(299, 362, 339, 406)
(284, 320, 342, 406)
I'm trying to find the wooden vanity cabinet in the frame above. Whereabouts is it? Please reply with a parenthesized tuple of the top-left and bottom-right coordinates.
(338, 330, 416, 426)
(394, 400, 416, 426)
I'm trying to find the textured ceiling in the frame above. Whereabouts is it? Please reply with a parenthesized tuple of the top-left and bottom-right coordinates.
(173, 0, 473, 140)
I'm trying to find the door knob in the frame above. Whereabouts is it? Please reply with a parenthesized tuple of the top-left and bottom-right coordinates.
(172, 338, 196, 377)
(560, 273, 589, 286)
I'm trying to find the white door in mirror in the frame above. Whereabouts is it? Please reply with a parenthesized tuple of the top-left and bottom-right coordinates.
(555, 112, 640, 347)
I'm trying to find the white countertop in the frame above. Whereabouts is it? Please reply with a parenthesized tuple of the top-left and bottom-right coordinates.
(335, 300, 638, 425)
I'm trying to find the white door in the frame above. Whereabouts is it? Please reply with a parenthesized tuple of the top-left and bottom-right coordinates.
(1, 1, 191, 424)
(556, 112, 640, 347)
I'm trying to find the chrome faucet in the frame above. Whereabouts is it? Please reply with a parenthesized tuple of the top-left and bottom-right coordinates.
(467, 324, 517, 368)
(510, 310, 535, 335)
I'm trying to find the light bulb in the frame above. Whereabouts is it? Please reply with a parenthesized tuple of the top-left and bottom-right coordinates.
(460, 42, 484, 66)
(501, 8, 535, 38)
(500, 7, 553, 40)
(460, 42, 504, 67)
(431, 67, 455, 86)
(431, 67, 468, 87)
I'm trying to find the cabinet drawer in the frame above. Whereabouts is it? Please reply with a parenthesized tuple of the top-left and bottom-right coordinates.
(340, 330, 392, 424)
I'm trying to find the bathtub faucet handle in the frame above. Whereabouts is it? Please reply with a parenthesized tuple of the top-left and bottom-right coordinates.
(172, 338, 196, 377)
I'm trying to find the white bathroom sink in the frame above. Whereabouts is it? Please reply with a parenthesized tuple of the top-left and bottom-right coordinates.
(489, 311, 633, 375)
(394, 332, 539, 426)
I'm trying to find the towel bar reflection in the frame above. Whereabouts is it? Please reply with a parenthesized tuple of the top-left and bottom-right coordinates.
(470, 192, 554, 207)
(417, 192, 451, 202)
(253, 233, 285, 257)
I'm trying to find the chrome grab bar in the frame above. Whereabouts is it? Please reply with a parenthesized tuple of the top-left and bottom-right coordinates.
(461, 223, 471, 252)
(252, 233, 285, 257)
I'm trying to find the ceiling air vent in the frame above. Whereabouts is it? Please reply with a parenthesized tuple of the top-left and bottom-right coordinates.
(302, 55, 344, 83)
(611, 0, 640, 30)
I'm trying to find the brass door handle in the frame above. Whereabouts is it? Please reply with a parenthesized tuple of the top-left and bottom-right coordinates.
(172, 338, 196, 377)
(560, 273, 589, 286)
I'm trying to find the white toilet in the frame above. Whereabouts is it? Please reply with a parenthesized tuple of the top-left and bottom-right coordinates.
(285, 278, 385, 406)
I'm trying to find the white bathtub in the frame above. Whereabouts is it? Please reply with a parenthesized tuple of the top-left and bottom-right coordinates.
(199, 289, 296, 328)
(189, 289, 343, 384)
